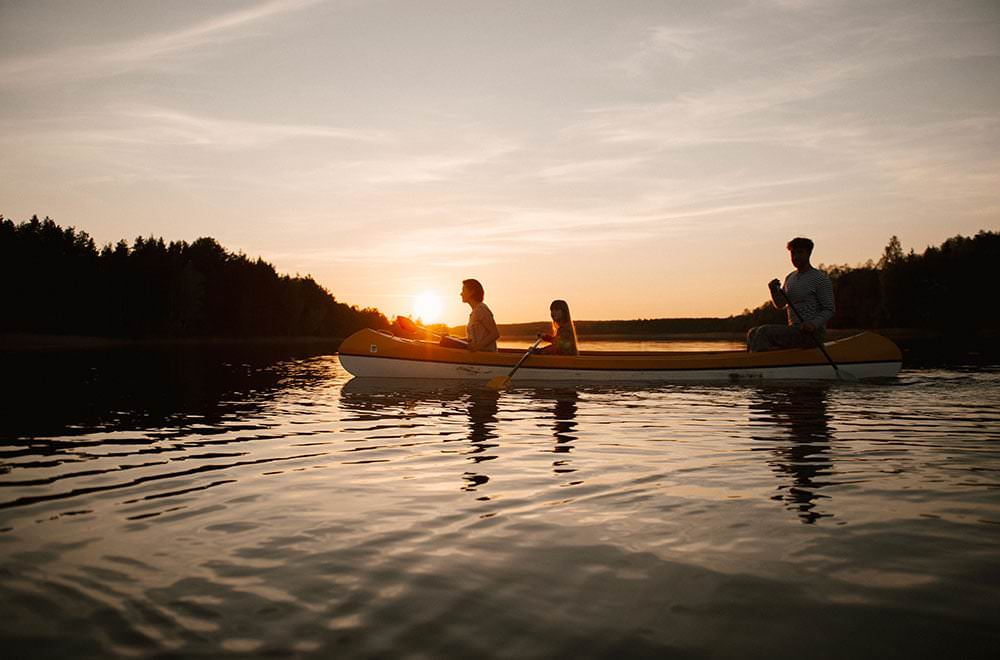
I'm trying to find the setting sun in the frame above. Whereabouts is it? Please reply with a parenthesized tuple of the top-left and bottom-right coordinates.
(412, 291, 444, 324)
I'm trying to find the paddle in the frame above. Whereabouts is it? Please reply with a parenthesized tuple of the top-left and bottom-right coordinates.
(776, 288, 855, 382)
(486, 337, 544, 390)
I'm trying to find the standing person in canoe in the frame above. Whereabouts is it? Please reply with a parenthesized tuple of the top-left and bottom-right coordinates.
(461, 278, 500, 352)
(537, 299, 579, 356)
(747, 237, 835, 352)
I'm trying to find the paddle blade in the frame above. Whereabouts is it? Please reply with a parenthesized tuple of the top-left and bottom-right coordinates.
(486, 376, 511, 390)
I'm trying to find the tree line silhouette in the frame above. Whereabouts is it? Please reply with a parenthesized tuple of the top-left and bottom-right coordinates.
(494, 231, 1000, 337)
(3, 215, 996, 341)
(1, 215, 388, 339)
(821, 231, 998, 333)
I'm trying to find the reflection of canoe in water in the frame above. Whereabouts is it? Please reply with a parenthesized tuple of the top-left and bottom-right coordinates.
(338, 329, 902, 382)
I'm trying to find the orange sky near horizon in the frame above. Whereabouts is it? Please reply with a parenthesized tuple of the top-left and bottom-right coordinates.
(2, 1, 998, 326)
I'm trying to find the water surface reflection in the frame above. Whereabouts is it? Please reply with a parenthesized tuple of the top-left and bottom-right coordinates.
(529, 387, 580, 479)
(339, 380, 587, 496)
(749, 386, 834, 524)
(2, 347, 332, 441)
(463, 389, 500, 493)
(3, 354, 999, 658)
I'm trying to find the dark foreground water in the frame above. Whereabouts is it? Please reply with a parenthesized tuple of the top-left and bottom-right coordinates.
(2, 345, 999, 659)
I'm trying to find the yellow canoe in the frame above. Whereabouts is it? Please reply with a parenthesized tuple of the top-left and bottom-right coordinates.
(338, 329, 902, 382)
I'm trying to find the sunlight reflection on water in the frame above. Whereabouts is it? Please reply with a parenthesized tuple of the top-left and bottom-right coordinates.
(1, 348, 998, 658)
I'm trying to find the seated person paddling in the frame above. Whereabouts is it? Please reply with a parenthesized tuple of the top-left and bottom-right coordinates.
(537, 299, 579, 356)
(451, 278, 499, 352)
(747, 237, 835, 353)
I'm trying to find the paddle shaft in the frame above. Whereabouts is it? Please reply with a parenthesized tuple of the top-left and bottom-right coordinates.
(776, 288, 846, 380)
(487, 337, 544, 389)
(504, 337, 544, 379)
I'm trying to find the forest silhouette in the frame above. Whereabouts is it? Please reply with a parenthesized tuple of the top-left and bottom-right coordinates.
(2, 215, 997, 343)
(1, 215, 388, 340)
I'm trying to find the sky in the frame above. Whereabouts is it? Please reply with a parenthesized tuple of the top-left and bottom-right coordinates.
(1, 0, 998, 326)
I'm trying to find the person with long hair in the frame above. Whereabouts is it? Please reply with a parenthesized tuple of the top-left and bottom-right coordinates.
(538, 299, 579, 355)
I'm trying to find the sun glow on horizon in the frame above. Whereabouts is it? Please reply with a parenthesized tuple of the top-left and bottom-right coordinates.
(412, 291, 444, 324)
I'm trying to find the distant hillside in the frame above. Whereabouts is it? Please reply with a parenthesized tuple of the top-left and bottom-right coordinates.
(0, 215, 389, 340)
(487, 314, 784, 338)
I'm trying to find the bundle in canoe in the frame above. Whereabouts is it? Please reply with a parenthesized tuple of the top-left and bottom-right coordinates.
(338, 328, 902, 382)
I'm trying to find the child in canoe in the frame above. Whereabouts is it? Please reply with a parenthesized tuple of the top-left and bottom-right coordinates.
(538, 299, 579, 355)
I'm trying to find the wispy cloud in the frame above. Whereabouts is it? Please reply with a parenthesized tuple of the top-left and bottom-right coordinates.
(266, 134, 521, 191)
(85, 105, 387, 148)
(617, 24, 721, 76)
(551, 0, 1000, 227)
(536, 156, 647, 181)
(0, 0, 318, 86)
(347, 144, 521, 184)
(264, 188, 831, 270)
(611, 0, 999, 121)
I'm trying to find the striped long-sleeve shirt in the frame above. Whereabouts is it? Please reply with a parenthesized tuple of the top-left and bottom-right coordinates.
(779, 268, 835, 328)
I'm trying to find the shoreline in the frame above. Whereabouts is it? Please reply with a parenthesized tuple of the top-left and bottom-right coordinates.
(3, 328, 987, 350)
(1, 334, 346, 352)
(504, 329, 947, 342)
(4, 330, 997, 366)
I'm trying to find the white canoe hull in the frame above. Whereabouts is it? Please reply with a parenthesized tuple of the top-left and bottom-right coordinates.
(339, 354, 901, 382)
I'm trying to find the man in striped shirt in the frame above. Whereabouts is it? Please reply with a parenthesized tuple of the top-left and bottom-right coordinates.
(747, 237, 835, 352)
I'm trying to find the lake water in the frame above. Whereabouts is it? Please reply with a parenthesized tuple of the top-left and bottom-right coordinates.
(2, 342, 999, 658)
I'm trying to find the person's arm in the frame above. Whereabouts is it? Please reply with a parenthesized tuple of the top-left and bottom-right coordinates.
(467, 321, 485, 351)
(484, 323, 500, 348)
(535, 332, 554, 354)
(467, 317, 500, 351)
(768, 278, 786, 309)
